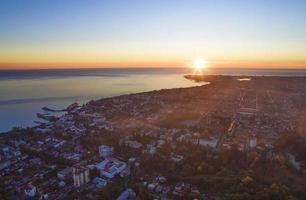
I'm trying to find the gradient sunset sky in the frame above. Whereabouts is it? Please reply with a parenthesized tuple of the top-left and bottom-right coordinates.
(1, 0, 306, 69)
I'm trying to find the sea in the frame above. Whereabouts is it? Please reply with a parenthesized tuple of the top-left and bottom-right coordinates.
(1, 67, 306, 133)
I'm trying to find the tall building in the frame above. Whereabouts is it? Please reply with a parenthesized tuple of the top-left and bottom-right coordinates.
(72, 166, 90, 187)
(249, 134, 257, 149)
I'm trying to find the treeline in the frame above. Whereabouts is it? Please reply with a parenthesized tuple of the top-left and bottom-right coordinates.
(275, 132, 306, 161)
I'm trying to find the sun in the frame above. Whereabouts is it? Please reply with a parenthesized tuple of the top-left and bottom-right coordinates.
(192, 58, 207, 74)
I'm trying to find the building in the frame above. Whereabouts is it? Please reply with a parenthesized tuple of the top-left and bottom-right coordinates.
(197, 137, 218, 149)
(99, 145, 113, 158)
(173, 182, 185, 195)
(96, 158, 127, 179)
(93, 177, 108, 188)
(57, 167, 71, 180)
(116, 188, 136, 200)
(24, 185, 37, 198)
(0, 160, 12, 171)
(143, 145, 156, 156)
(237, 107, 257, 116)
(72, 166, 90, 187)
(124, 140, 143, 149)
(171, 154, 184, 162)
(249, 135, 257, 149)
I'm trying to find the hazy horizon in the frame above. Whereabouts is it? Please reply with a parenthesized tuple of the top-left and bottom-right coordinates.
(2, 66, 306, 71)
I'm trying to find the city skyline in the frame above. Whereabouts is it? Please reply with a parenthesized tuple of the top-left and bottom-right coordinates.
(1, 0, 306, 69)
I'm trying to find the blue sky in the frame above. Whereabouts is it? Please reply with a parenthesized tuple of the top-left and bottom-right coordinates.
(1, 0, 306, 68)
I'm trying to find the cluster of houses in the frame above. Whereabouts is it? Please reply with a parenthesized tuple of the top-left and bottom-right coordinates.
(28, 136, 83, 162)
(142, 177, 202, 198)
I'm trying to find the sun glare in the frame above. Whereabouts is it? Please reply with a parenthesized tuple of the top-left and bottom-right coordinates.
(192, 58, 207, 74)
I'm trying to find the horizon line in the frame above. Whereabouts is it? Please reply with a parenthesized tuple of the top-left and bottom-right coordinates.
(1, 66, 306, 71)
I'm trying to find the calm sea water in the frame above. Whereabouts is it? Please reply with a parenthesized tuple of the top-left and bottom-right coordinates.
(1, 67, 306, 132)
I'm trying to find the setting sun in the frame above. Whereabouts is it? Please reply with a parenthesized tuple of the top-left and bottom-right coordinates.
(193, 58, 207, 74)
(193, 58, 206, 70)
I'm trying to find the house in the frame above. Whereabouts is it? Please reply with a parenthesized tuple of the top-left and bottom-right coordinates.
(128, 157, 136, 165)
(156, 176, 167, 183)
(39, 194, 49, 200)
(124, 140, 143, 149)
(0, 160, 12, 171)
(162, 186, 171, 194)
(40, 194, 49, 200)
(93, 177, 108, 188)
(96, 158, 127, 179)
(116, 188, 136, 200)
(58, 181, 66, 187)
(99, 145, 113, 158)
(198, 137, 218, 149)
(157, 140, 165, 147)
(191, 186, 200, 194)
(173, 182, 185, 195)
(120, 167, 130, 177)
(237, 107, 257, 116)
(57, 167, 71, 180)
(53, 140, 66, 148)
(155, 185, 163, 193)
(171, 154, 184, 162)
(143, 145, 156, 156)
(24, 185, 37, 197)
(147, 183, 158, 191)
(287, 153, 301, 171)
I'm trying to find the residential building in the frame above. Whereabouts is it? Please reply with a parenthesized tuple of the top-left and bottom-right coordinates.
(93, 177, 108, 188)
(116, 188, 136, 200)
(57, 167, 71, 180)
(72, 166, 90, 187)
(124, 140, 143, 149)
(171, 154, 184, 162)
(99, 145, 113, 158)
(249, 135, 257, 149)
(24, 185, 37, 198)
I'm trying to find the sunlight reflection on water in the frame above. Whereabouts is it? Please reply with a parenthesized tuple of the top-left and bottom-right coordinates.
(0, 71, 202, 132)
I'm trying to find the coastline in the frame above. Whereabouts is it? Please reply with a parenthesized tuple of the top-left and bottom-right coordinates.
(3, 74, 306, 134)
(0, 70, 201, 132)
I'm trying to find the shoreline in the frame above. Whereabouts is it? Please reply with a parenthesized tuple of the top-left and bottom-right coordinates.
(2, 74, 306, 134)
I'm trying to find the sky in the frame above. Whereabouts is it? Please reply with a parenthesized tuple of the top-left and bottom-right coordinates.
(0, 0, 306, 69)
